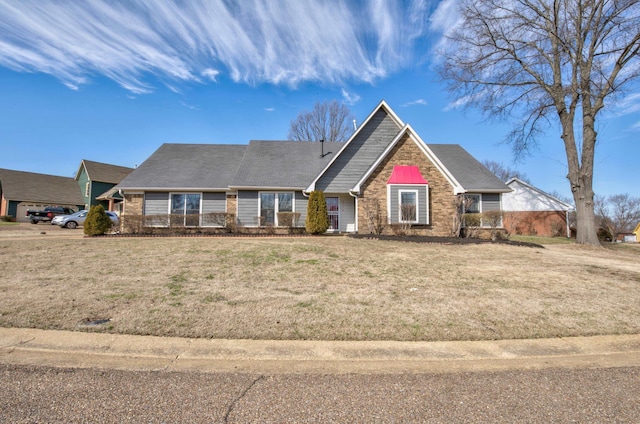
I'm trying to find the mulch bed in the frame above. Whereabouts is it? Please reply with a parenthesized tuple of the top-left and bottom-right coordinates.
(347, 234, 544, 248)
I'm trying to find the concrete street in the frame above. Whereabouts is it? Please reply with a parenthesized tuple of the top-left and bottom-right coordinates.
(1, 328, 639, 422)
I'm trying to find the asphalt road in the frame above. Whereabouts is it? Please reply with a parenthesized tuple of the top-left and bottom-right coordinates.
(2, 364, 639, 423)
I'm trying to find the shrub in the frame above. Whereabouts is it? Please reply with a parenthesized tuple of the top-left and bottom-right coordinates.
(277, 212, 301, 227)
(305, 190, 329, 234)
(84, 205, 114, 236)
(482, 210, 503, 241)
(363, 199, 386, 235)
(462, 213, 481, 238)
(0, 215, 14, 222)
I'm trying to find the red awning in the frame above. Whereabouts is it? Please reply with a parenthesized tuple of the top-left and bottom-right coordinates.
(386, 166, 428, 185)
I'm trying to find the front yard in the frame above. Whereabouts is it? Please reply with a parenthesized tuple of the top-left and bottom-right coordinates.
(0, 235, 638, 341)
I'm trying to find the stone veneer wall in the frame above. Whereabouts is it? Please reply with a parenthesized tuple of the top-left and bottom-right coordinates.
(121, 193, 143, 233)
(358, 134, 457, 236)
(226, 194, 237, 225)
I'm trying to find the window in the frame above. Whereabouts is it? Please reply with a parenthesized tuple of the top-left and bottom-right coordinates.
(171, 193, 201, 226)
(259, 192, 293, 226)
(278, 193, 293, 212)
(462, 194, 503, 228)
(260, 193, 275, 225)
(85, 181, 90, 198)
(399, 190, 418, 223)
(464, 194, 481, 214)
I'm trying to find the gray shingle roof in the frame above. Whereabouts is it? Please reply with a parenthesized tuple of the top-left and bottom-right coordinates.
(117, 144, 247, 190)
(231, 140, 341, 189)
(427, 144, 510, 192)
(0, 168, 84, 205)
(80, 160, 133, 183)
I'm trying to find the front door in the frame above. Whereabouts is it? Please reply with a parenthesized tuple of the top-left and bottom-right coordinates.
(326, 197, 339, 231)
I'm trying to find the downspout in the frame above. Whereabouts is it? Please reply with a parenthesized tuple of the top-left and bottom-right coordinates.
(118, 189, 125, 233)
(349, 190, 358, 234)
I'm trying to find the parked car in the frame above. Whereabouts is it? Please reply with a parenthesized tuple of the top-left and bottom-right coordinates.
(52, 209, 119, 229)
(25, 206, 77, 224)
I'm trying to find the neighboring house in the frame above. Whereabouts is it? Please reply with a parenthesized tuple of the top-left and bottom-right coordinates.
(502, 178, 574, 237)
(633, 223, 640, 242)
(0, 168, 84, 222)
(75, 160, 133, 213)
(117, 100, 510, 235)
(615, 232, 637, 243)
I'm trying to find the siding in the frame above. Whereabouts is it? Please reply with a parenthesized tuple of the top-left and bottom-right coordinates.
(316, 109, 401, 193)
(237, 190, 259, 227)
(388, 185, 428, 225)
(91, 181, 115, 208)
(77, 168, 90, 207)
(294, 192, 308, 227)
(144, 192, 169, 215)
(202, 192, 226, 213)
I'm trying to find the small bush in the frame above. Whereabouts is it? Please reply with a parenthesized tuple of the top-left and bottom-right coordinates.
(462, 213, 481, 238)
(363, 199, 386, 235)
(0, 215, 14, 222)
(482, 210, 502, 241)
(84, 205, 114, 236)
(277, 212, 301, 227)
(305, 190, 329, 234)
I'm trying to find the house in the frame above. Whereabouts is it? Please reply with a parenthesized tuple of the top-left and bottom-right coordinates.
(502, 178, 574, 237)
(75, 160, 133, 213)
(633, 223, 640, 242)
(117, 101, 510, 235)
(0, 168, 84, 222)
(615, 232, 637, 243)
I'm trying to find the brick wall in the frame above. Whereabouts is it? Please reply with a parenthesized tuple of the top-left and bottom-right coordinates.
(358, 134, 457, 236)
(503, 211, 568, 237)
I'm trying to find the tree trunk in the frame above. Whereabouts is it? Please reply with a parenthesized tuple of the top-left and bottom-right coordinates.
(573, 185, 600, 246)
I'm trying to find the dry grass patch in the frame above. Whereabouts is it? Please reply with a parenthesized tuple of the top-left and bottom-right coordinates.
(0, 236, 638, 341)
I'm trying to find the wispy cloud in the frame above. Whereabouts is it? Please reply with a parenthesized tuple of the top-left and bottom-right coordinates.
(402, 99, 427, 107)
(341, 88, 361, 105)
(264, 107, 275, 112)
(0, 0, 430, 93)
(428, 0, 462, 62)
(180, 101, 199, 111)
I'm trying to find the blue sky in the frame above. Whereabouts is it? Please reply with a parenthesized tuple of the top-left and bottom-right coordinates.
(0, 0, 638, 200)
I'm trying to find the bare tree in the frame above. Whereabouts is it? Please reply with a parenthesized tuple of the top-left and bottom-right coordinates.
(437, 0, 640, 246)
(481, 160, 530, 183)
(288, 100, 355, 142)
(595, 193, 640, 242)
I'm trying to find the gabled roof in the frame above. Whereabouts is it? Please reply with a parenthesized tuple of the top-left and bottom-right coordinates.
(428, 144, 511, 193)
(231, 140, 341, 189)
(0, 168, 84, 205)
(76, 160, 134, 183)
(117, 144, 247, 190)
(307, 100, 405, 193)
(503, 178, 573, 211)
(114, 101, 511, 196)
(350, 124, 461, 193)
(348, 124, 509, 194)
